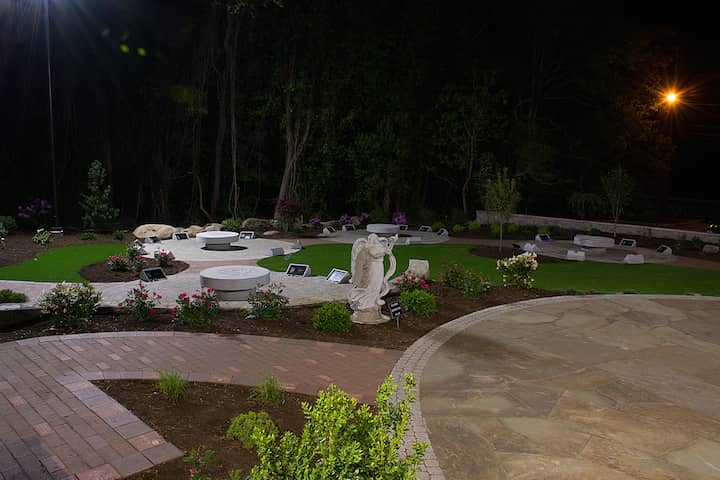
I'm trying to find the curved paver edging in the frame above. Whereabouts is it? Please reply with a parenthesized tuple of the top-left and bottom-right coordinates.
(390, 293, 720, 480)
(1, 331, 401, 479)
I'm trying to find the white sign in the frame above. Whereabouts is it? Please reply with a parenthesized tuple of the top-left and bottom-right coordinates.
(619, 238, 637, 248)
(437, 228, 449, 236)
(342, 224, 356, 231)
(418, 225, 432, 232)
(286, 263, 311, 277)
(173, 232, 190, 240)
(326, 268, 350, 284)
(239, 231, 256, 239)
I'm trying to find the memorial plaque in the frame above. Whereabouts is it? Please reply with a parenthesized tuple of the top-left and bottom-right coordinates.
(619, 238, 637, 248)
(140, 267, 167, 282)
(146, 236, 161, 244)
(239, 231, 256, 239)
(50, 227, 64, 235)
(656, 244, 673, 255)
(398, 224, 409, 231)
(269, 247, 285, 257)
(418, 225, 432, 232)
(173, 232, 190, 240)
(286, 263, 311, 277)
(134, 239, 144, 247)
(323, 226, 336, 235)
(437, 228, 449, 236)
(326, 268, 350, 284)
(342, 224, 356, 231)
(535, 233, 552, 242)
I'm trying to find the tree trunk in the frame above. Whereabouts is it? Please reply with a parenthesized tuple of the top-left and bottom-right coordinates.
(211, 9, 232, 216)
(498, 222, 504, 254)
(227, 18, 240, 219)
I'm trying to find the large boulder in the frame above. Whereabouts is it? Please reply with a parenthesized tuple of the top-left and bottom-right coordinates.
(263, 230, 280, 237)
(203, 223, 223, 232)
(183, 225, 204, 237)
(242, 218, 278, 232)
(406, 259, 430, 279)
(133, 224, 176, 240)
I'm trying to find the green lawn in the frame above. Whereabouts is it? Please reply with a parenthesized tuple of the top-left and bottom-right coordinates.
(0, 243, 123, 283)
(258, 243, 720, 296)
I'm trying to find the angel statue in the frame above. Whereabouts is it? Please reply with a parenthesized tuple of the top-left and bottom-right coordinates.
(347, 233, 398, 324)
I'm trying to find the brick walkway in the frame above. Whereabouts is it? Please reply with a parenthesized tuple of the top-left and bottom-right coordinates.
(0, 332, 401, 479)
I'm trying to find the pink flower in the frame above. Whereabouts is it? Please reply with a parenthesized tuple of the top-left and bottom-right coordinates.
(150, 309, 156, 316)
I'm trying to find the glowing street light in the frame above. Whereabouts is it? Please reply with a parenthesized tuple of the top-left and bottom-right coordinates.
(665, 91, 679, 105)
(44, 0, 60, 227)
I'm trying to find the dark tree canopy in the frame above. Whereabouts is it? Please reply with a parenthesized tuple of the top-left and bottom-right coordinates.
(0, 0, 717, 227)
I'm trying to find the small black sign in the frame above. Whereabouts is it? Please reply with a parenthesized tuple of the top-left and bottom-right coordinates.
(239, 231, 256, 239)
(286, 263, 311, 277)
(134, 239, 144, 247)
(398, 224, 409, 231)
(173, 232, 189, 240)
(437, 228, 449, 236)
(146, 236, 161, 244)
(619, 238, 636, 248)
(657, 244, 672, 254)
(536, 234, 551, 242)
(388, 300, 404, 328)
(140, 267, 167, 282)
(50, 227, 64, 235)
(418, 225, 432, 232)
(324, 226, 336, 234)
(342, 224, 356, 231)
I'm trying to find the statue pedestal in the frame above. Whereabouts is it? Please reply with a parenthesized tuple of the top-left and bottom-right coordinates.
(352, 308, 390, 325)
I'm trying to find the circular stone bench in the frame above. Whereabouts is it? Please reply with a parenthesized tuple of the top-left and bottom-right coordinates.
(573, 234, 615, 249)
(199, 265, 271, 300)
(366, 223, 400, 235)
(196, 231, 240, 251)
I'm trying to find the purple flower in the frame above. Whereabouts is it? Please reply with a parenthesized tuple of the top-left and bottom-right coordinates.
(339, 213, 352, 224)
(392, 211, 407, 225)
(359, 212, 369, 222)
(309, 217, 321, 226)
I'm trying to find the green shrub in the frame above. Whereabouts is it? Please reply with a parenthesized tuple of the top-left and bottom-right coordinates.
(183, 447, 214, 480)
(369, 207, 388, 223)
(467, 220, 481, 233)
(431, 221, 445, 232)
(589, 228, 603, 236)
(38, 282, 101, 327)
(79, 159, 119, 230)
(0, 223, 7, 246)
(400, 290, 437, 316)
(248, 375, 426, 479)
(222, 218, 243, 233)
(507, 223, 519, 233)
(0, 289, 28, 304)
(80, 232, 96, 240)
(157, 370, 188, 402)
(452, 224, 466, 233)
(691, 237, 705, 251)
(32, 230, 52, 245)
(537, 225, 551, 235)
(312, 302, 352, 332)
(0, 216, 17, 232)
(112, 229, 125, 240)
(250, 375, 284, 408)
(226, 411, 279, 448)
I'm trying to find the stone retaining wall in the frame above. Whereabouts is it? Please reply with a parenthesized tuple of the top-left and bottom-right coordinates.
(476, 210, 720, 244)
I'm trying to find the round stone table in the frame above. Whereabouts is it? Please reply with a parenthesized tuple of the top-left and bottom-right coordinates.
(199, 265, 271, 301)
(573, 234, 615, 249)
(366, 223, 400, 235)
(196, 231, 240, 251)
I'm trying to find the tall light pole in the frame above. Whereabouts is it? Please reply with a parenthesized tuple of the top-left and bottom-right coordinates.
(44, 0, 59, 227)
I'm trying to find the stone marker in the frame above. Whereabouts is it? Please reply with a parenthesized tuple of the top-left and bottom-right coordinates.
(702, 244, 719, 254)
(566, 250, 586, 261)
(133, 224, 176, 240)
(619, 238, 637, 248)
(522, 243, 538, 253)
(624, 254, 645, 264)
(269, 247, 285, 256)
(407, 259, 430, 279)
(656, 244, 673, 256)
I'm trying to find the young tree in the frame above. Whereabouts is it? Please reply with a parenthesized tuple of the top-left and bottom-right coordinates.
(484, 169, 521, 253)
(601, 165, 633, 235)
(79, 160, 119, 230)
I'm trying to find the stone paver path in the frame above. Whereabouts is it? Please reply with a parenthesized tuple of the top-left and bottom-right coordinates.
(0, 332, 401, 479)
(394, 295, 720, 480)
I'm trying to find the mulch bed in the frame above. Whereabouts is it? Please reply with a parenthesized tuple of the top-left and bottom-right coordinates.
(0, 284, 562, 349)
(94, 380, 312, 480)
(79, 259, 189, 282)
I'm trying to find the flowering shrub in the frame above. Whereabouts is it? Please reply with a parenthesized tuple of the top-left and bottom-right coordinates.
(32, 230, 52, 245)
(339, 213, 352, 225)
(113, 229, 125, 240)
(496, 251, 538, 289)
(154, 250, 172, 267)
(174, 288, 220, 326)
(392, 211, 407, 225)
(126, 242, 143, 257)
(439, 263, 490, 298)
(393, 271, 429, 292)
(183, 447, 213, 480)
(247, 282, 288, 318)
(107, 255, 129, 272)
(17, 199, 52, 227)
(39, 282, 101, 328)
(309, 217, 321, 227)
(130, 255, 148, 273)
(118, 283, 161, 321)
